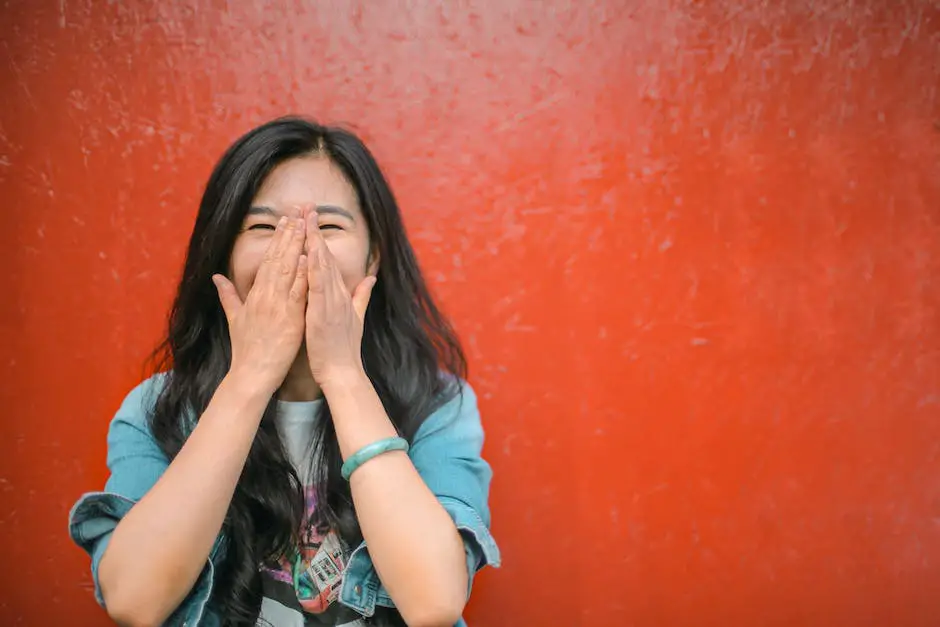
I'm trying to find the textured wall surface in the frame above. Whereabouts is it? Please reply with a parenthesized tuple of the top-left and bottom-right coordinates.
(1, 1, 939, 625)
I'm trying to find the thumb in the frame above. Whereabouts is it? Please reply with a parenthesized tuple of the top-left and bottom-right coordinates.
(212, 274, 243, 323)
(351, 275, 377, 322)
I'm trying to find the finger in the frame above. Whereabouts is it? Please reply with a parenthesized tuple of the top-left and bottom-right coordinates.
(314, 236, 356, 310)
(276, 216, 307, 292)
(272, 214, 299, 260)
(292, 205, 309, 234)
(307, 239, 326, 295)
(307, 212, 337, 268)
(320, 241, 351, 313)
(321, 254, 346, 316)
(305, 213, 322, 262)
(351, 275, 377, 322)
(289, 254, 308, 303)
(256, 216, 290, 284)
(305, 206, 319, 248)
(211, 274, 243, 323)
(317, 232, 336, 271)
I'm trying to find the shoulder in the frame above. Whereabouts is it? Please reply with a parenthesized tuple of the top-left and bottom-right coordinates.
(104, 372, 172, 459)
(406, 377, 496, 531)
(99, 373, 174, 490)
(110, 372, 170, 428)
(411, 377, 485, 451)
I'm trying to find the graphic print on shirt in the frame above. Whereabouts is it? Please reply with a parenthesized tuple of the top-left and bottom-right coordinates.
(259, 485, 366, 625)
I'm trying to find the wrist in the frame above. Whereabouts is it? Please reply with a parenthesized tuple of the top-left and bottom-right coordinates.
(318, 365, 370, 397)
(319, 366, 398, 456)
(223, 366, 277, 405)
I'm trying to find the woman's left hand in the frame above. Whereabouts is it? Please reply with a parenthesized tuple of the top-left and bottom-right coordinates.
(304, 211, 377, 387)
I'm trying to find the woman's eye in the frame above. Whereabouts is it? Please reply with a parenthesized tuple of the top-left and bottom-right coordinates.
(319, 224, 341, 231)
(248, 224, 276, 231)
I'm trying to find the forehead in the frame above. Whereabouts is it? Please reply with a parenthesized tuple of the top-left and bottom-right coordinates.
(252, 155, 360, 214)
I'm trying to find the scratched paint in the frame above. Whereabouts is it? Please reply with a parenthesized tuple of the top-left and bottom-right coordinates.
(1, 1, 938, 625)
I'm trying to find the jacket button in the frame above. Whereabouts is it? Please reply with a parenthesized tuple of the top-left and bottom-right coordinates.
(354, 585, 362, 595)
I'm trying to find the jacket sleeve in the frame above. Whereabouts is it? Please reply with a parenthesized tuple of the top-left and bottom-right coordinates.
(408, 382, 501, 587)
(340, 380, 501, 615)
(68, 375, 223, 626)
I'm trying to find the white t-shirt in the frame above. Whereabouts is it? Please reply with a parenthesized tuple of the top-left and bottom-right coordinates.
(275, 399, 322, 482)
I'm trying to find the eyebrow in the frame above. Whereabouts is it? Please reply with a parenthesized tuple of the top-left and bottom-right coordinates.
(247, 205, 355, 221)
(316, 205, 355, 221)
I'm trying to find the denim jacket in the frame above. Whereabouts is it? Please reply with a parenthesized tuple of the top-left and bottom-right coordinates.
(68, 374, 500, 626)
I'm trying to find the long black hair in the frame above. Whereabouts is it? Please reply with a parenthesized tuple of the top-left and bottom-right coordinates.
(147, 117, 467, 626)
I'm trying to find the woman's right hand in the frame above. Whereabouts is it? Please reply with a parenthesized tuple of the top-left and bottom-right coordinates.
(211, 215, 308, 396)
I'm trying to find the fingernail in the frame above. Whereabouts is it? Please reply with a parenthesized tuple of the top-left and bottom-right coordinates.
(278, 216, 287, 228)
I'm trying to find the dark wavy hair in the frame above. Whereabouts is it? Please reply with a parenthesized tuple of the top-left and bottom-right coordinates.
(147, 117, 466, 626)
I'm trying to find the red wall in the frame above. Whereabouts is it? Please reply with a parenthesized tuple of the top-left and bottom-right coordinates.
(2, 2, 938, 625)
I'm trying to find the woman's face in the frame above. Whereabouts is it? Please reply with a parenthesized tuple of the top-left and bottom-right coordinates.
(228, 155, 378, 302)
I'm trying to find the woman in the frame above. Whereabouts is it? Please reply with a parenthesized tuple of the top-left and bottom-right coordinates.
(68, 117, 500, 627)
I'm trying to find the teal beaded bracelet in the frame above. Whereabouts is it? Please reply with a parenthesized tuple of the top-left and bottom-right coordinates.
(341, 436, 409, 480)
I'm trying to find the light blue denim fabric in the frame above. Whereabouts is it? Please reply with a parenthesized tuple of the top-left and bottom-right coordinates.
(68, 374, 500, 626)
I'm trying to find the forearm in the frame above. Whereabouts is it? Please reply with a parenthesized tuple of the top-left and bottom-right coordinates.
(99, 372, 271, 626)
(324, 372, 468, 626)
